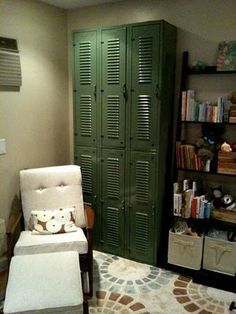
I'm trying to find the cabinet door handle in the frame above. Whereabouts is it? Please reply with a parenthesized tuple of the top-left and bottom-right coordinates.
(123, 83, 128, 101)
(155, 83, 160, 99)
(121, 200, 125, 211)
(93, 84, 97, 98)
(93, 195, 97, 204)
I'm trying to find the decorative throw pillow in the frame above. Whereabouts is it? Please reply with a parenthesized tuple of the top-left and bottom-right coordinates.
(30, 207, 77, 234)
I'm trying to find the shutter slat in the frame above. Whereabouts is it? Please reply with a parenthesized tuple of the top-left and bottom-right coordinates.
(0, 50, 22, 86)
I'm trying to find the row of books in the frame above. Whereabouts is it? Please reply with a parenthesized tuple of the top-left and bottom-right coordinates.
(176, 142, 211, 172)
(181, 90, 227, 123)
(173, 180, 212, 219)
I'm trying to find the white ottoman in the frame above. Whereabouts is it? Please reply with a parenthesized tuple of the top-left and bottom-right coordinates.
(3, 251, 84, 313)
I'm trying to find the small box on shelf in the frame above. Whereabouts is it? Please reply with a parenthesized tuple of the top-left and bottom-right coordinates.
(203, 236, 236, 276)
(168, 229, 204, 270)
(217, 151, 236, 175)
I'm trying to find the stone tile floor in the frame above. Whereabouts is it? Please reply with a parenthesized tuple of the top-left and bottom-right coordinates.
(89, 250, 236, 314)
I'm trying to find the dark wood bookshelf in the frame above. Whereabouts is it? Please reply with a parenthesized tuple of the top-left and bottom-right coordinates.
(168, 51, 236, 294)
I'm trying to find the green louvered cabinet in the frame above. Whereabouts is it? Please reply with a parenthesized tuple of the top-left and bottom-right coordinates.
(73, 20, 176, 265)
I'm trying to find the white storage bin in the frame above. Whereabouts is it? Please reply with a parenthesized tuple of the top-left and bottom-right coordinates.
(203, 236, 236, 276)
(168, 229, 204, 270)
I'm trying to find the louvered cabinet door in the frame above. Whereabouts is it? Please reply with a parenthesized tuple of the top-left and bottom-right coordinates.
(130, 24, 160, 151)
(74, 31, 97, 146)
(101, 149, 125, 255)
(74, 146, 97, 204)
(129, 151, 157, 264)
(101, 27, 127, 148)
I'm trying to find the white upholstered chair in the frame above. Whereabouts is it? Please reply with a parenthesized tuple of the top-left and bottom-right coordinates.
(6, 165, 94, 297)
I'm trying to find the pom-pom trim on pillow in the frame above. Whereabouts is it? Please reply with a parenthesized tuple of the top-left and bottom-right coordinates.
(30, 207, 77, 234)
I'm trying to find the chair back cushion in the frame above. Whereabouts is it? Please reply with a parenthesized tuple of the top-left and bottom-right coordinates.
(20, 165, 86, 229)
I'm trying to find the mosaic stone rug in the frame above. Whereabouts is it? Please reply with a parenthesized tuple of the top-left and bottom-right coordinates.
(89, 250, 235, 314)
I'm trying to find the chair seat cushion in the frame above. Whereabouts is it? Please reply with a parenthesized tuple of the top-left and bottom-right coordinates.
(3, 251, 83, 313)
(14, 228, 88, 256)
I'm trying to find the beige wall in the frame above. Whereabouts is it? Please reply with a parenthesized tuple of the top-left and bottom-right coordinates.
(68, 0, 236, 62)
(0, 0, 69, 221)
(67, 0, 236, 158)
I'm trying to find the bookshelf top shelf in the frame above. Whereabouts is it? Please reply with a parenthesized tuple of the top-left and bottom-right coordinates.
(178, 168, 236, 177)
(181, 121, 236, 125)
(186, 66, 236, 75)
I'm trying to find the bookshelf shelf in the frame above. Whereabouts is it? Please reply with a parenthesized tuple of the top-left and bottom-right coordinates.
(177, 168, 236, 177)
(186, 66, 236, 75)
(181, 121, 236, 125)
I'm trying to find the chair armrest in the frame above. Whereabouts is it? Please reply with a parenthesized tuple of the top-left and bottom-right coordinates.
(84, 203, 95, 230)
(84, 203, 94, 249)
(6, 211, 22, 236)
(6, 210, 23, 262)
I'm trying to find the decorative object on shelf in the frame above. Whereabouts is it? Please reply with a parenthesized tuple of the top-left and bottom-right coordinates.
(221, 194, 236, 210)
(220, 141, 232, 152)
(191, 60, 207, 71)
(216, 41, 236, 71)
(211, 186, 235, 210)
(211, 186, 224, 209)
(196, 137, 215, 171)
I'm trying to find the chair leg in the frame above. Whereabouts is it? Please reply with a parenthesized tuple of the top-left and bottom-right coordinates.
(83, 299, 89, 314)
(79, 252, 93, 297)
(88, 262, 93, 297)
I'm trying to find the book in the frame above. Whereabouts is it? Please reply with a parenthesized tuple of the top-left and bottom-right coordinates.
(186, 90, 195, 121)
(216, 41, 236, 71)
(173, 193, 182, 216)
(181, 91, 187, 121)
(199, 195, 206, 219)
(191, 196, 199, 218)
(182, 189, 193, 218)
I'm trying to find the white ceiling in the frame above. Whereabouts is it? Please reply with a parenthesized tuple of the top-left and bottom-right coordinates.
(37, 0, 123, 9)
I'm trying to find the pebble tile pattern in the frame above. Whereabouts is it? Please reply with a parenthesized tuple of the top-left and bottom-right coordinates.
(89, 251, 235, 313)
